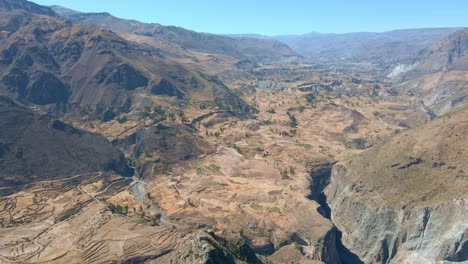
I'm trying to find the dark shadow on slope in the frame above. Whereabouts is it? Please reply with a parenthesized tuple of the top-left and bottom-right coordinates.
(307, 161, 335, 219)
(335, 227, 364, 264)
(307, 161, 363, 264)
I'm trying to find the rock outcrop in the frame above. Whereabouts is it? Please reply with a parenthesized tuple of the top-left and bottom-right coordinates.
(391, 28, 468, 115)
(325, 107, 468, 263)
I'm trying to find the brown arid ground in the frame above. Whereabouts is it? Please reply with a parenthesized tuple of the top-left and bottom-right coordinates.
(0, 67, 443, 263)
(133, 81, 432, 257)
(0, 3, 466, 262)
(324, 105, 468, 263)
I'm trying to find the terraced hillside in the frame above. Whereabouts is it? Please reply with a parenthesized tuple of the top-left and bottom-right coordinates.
(0, 1, 466, 264)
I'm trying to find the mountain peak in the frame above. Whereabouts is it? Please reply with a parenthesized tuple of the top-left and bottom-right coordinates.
(0, 0, 56, 16)
(48, 5, 80, 16)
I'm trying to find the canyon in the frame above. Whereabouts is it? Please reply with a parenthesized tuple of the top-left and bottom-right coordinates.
(0, 0, 466, 263)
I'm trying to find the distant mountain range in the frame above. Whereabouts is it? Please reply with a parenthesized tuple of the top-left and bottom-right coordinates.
(50, 5, 299, 63)
(230, 28, 463, 64)
(1, 0, 465, 119)
(50, 4, 465, 68)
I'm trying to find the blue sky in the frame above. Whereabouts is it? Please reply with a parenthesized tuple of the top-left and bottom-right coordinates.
(33, 0, 467, 35)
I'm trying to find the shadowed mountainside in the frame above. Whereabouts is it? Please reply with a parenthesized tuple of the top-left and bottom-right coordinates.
(0, 96, 132, 186)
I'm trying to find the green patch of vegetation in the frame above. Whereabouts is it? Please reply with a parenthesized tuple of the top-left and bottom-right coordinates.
(151, 105, 167, 123)
(202, 179, 225, 187)
(279, 130, 294, 137)
(203, 121, 214, 128)
(233, 144, 243, 155)
(207, 164, 221, 172)
(319, 146, 329, 154)
(286, 111, 298, 128)
(207, 131, 221, 138)
(250, 202, 264, 211)
(296, 142, 312, 150)
(178, 110, 188, 123)
(108, 203, 129, 215)
(267, 207, 281, 214)
(196, 164, 221, 174)
(168, 112, 176, 122)
(251, 227, 270, 237)
(280, 166, 297, 179)
(117, 115, 128, 123)
(305, 93, 317, 104)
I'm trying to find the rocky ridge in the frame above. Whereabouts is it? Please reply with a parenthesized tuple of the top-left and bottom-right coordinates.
(325, 107, 468, 263)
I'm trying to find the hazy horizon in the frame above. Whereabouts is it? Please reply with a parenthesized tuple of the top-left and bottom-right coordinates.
(33, 0, 468, 36)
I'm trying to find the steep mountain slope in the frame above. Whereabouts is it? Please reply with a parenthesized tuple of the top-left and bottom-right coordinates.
(0, 96, 132, 186)
(0, 1, 254, 120)
(51, 5, 299, 62)
(118, 121, 216, 177)
(0, 0, 56, 16)
(325, 107, 468, 263)
(273, 28, 459, 64)
(391, 28, 468, 115)
(396, 28, 468, 78)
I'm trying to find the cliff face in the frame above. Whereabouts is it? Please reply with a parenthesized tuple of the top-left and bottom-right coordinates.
(327, 164, 467, 263)
(325, 107, 468, 263)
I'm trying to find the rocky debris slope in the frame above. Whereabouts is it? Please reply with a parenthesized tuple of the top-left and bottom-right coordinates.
(0, 96, 132, 186)
(325, 107, 468, 263)
(390, 28, 468, 115)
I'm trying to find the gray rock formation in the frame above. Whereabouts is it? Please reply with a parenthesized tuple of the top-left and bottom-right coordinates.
(325, 109, 468, 263)
(327, 163, 467, 263)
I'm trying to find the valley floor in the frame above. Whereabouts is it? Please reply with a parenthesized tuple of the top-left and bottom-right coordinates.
(1, 73, 444, 263)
